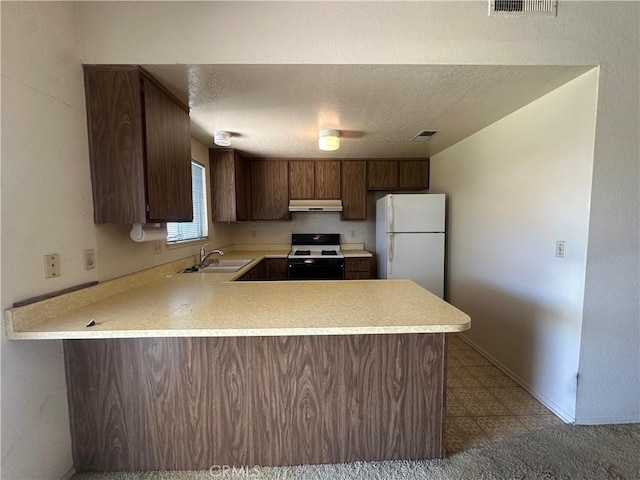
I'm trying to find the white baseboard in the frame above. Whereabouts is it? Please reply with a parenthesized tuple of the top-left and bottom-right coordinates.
(573, 415, 640, 425)
(455, 332, 576, 424)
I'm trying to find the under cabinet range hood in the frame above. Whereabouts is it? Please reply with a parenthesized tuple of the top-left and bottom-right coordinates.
(288, 199, 343, 212)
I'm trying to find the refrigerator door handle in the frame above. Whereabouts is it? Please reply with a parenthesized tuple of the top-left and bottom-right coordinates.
(388, 234, 393, 274)
(388, 196, 394, 232)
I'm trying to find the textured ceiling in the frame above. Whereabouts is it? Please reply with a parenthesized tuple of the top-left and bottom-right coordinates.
(142, 64, 591, 158)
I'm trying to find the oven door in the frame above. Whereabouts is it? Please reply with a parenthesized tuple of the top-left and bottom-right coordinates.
(287, 258, 345, 280)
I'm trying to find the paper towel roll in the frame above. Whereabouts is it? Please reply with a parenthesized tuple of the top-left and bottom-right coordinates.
(130, 223, 167, 242)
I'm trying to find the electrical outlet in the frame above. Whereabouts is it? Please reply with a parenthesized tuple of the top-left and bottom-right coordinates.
(83, 249, 96, 270)
(351, 230, 356, 239)
(44, 254, 60, 279)
(555, 240, 566, 258)
(152, 240, 163, 255)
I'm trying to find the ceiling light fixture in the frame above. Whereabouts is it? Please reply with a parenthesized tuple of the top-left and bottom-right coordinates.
(213, 131, 232, 147)
(318, 130, 340, 151)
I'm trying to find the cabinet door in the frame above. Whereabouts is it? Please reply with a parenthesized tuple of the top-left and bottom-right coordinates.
(251, 161, 290, 220)
(315, 161, 341, 199)
(398, 160, 429, 189)
(143, 77, 192, 222)
(234, 152, 251, 221)
(289, 161, 315, 199)
(367, 161, 398, 189)
(210, 149, 235, 221)
(344, 257, 376, 279)
(267, 258, 288, 281)
(341, 161, 367, 220)
(210, 149, 251, 222)
(84, 68, 147, 223)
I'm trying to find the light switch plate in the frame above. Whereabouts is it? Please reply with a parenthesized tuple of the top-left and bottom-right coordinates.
(83, 249, 96, 270)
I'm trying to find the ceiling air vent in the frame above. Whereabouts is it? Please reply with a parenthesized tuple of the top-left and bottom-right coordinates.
(489, 0, 557, 16)
(410, 130, 439, 142)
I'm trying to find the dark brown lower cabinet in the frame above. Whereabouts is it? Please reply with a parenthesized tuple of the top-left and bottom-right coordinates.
(236, 258, 288, 281)
(64, 333, 445, 471)
(344, 256, 376, 279)
(266, 258, 288, 280)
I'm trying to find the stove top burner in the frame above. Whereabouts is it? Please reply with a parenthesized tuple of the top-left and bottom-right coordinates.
(289, 233, 344, 260)
(291, 248, 341, 257)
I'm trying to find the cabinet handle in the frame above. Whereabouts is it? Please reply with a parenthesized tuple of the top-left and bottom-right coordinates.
(388, 234, 394, 274)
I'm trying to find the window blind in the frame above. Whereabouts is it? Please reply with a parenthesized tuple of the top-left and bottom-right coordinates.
(167, 161, 208, 242)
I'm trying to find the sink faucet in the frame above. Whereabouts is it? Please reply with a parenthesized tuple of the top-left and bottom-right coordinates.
(200, 243, 210, 263)
(199, 244, 224, 268)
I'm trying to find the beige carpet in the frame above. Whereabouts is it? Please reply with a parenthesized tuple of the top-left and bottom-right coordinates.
(73, 424, 640, 480)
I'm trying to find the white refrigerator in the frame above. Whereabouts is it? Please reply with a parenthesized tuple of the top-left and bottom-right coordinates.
(376, 193, 446, 298)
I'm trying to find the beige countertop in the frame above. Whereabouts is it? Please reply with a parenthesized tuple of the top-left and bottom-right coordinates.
(342, 250, 373, 258)
(5, 249, 469, 340)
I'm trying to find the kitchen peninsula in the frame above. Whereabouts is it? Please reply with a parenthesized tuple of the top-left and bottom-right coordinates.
(5, 251, 470, 472)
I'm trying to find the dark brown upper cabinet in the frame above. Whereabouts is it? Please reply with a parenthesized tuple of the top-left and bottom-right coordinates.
(289, 161, 315, 199)
(251, 160, 290, 220)
(83, 65, 192, 224)
(367, 159, 430, 190)
(289, 160, 341, 200)
(315, 160, 341, 199)
(367, 160, 398, 190)
(341, 160, 367, 221)
(209, 149, 251, 222)
(398, 160, 430, 189)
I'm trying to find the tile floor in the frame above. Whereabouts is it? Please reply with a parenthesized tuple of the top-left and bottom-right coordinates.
(445, 333, 564, 455)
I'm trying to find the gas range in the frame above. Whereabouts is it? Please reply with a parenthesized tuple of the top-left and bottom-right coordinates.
(288, 233, 344, 259)
(287, 234, 345, 280)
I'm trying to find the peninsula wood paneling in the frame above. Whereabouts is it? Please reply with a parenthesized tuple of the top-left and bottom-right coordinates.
(65, 334, 445, 472)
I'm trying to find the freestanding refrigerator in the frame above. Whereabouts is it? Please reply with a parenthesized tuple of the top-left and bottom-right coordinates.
(376, 193, 446, 298)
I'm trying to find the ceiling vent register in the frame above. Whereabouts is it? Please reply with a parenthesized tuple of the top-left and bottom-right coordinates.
(489, 0, 557, 16)
(410, 130, 439, 142)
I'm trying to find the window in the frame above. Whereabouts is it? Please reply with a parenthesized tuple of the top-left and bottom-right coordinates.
(166, 161, 208, 242)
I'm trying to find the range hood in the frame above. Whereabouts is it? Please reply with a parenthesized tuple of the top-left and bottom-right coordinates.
(288, 199, 343, 212)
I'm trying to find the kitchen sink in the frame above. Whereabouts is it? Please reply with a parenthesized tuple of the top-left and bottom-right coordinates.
(198, 258, 254, 273)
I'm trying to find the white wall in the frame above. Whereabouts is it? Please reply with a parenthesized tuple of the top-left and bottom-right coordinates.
(229, 193, 378, 249)
(575, 45, 640, 423)
(430, 69, 599, 421)
(1, 3, 85, 478)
